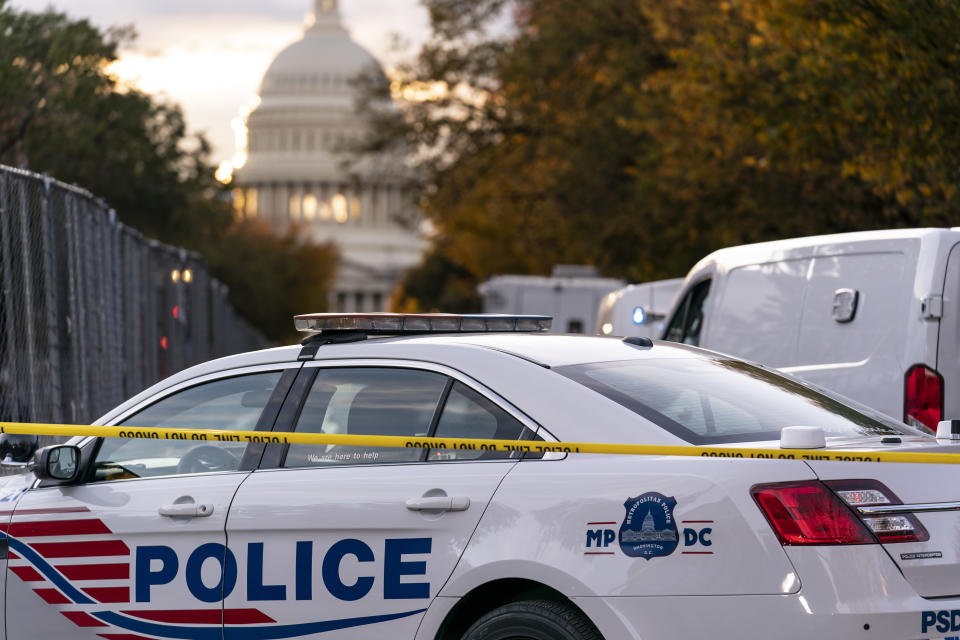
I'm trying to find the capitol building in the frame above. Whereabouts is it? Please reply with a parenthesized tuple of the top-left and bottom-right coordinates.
(232, 0, 424, 312)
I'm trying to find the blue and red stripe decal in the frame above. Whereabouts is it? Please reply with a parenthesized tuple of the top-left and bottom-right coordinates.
(3, 508, 427, 638)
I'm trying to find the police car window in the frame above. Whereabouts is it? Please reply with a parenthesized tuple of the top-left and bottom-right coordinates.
(428, 382, 535, 461)
(283, 368, 447, 468)
(92, 371, 282, 482)
(557, 355, 912, 445)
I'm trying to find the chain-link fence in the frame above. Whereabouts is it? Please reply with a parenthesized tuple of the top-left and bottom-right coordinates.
(0, 165, 269, 436)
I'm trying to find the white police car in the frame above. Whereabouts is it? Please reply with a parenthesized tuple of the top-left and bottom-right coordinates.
(2, 313, 959, 640)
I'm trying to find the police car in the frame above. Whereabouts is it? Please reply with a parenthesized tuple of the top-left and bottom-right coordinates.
(1, 313, 959, 640)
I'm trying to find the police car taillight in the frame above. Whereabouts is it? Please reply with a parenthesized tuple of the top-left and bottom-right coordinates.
(826, 479, 929, 543)
(293, 313, 552, 334)
(751, 481, 876, 545)
(753, 480, 929, 546)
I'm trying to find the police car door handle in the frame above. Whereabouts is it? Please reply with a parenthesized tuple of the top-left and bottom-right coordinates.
(158, 503, 214, 518)
(405, 496, 470, 512)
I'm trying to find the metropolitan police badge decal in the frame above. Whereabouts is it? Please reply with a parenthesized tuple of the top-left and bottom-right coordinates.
(618, 492, 679, 560)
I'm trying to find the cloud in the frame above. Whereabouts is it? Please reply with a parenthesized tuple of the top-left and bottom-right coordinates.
(10, 0, 306, 22)
(9, 0, 430, 63)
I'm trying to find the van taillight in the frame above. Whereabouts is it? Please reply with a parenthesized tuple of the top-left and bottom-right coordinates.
(904, 364, 943, 434)
(751, 482, 876, 545)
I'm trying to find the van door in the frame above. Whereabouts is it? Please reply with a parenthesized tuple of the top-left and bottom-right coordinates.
(936, 242, 960, 422)
(789, 251, 912, 422)
(706, 260, 810, 366)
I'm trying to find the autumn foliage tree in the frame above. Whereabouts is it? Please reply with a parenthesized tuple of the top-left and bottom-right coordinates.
(375, 0, 960, 311)
(198, 221, 338, 342)
(638, 0, 960, 251)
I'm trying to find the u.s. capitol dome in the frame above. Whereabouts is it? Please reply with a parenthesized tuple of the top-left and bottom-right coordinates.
(233, 0, 423, 312)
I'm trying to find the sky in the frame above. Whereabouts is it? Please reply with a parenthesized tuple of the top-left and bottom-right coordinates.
(10, 0, 431, 168)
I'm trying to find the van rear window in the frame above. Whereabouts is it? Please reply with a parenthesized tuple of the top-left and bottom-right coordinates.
(556, 356, 913, 445)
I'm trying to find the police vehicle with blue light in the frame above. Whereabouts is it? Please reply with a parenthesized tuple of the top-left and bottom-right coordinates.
(1, 313, 959, 640)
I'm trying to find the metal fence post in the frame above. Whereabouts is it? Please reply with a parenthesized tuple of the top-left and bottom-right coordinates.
(39, 175, 63, 427)
(0, 172, 16, 421)
(15, 176, 39, 422)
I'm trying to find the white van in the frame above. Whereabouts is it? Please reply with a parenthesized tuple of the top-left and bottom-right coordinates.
(478, 265, 625, 334)
(595, 278, 684, 339)
(662, 229, 960, 434)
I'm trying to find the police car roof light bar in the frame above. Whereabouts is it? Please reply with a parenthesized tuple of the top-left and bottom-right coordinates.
(294, 313, 552, 335)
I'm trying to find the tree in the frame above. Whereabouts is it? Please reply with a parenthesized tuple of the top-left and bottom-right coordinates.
(365, 0, 673, 309)
(0, 2, 118, 159)
(199, 221, 338, 343)
(0, 1, 230, 244)
(391, 245, 481, 313)
(634, 0, 960, 249)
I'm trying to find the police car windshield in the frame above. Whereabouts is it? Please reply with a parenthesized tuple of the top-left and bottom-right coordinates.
(556, 356, 914, 445)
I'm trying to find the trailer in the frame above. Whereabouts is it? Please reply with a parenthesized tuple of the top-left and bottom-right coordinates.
(478, 266, 625, 334)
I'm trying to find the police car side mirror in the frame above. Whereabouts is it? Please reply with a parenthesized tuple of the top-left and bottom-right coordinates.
(34, 445, 81, 483)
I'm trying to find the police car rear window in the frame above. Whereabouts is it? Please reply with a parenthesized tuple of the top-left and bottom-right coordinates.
(557, 356, 912, 445)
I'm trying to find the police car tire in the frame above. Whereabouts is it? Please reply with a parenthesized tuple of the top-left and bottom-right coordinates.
(460, 599, 602, 640)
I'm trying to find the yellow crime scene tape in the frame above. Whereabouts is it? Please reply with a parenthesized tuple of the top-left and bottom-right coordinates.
(0, 421, 958, 465)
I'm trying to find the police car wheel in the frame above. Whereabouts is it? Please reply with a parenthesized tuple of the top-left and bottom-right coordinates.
(461, 600, 602, 640)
